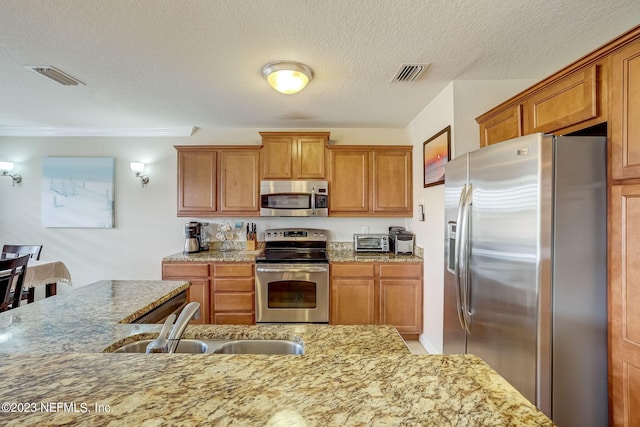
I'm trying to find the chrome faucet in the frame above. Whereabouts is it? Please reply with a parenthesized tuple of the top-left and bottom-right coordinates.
(146, 302, 201, 354)
(166, 302, 201, 353)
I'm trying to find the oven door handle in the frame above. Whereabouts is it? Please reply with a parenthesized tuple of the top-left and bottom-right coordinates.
(256, 266, 328, 273)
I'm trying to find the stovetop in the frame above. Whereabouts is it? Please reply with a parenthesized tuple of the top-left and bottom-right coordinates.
(256, 228, 328, 263)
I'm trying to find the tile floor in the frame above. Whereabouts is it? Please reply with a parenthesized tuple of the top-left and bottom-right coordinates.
(405, 340, 428, 354)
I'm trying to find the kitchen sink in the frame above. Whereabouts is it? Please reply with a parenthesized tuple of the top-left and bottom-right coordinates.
(111, 338, 304, 355)
(212, 339, 304, 355)
(113, 339, 211, 354)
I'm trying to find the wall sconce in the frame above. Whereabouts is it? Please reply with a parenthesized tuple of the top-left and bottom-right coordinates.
(130, 162, 149, 187)
(262, 61, 313, 94)
(0, 161, 22, 185)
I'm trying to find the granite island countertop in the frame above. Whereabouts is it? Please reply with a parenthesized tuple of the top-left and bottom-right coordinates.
(0, 280, 553, 426)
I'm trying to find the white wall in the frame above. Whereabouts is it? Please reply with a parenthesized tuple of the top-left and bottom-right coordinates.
(404, 79, 535, 354)
(0, 127, 408, 290)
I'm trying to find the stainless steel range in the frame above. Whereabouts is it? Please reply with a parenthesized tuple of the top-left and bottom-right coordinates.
(255, 228, 329, 323)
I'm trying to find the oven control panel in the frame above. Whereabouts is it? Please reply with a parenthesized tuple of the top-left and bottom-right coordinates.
(264, 228, 327, 242)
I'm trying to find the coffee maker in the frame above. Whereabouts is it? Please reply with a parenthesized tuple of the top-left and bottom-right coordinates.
(184, 222, 200, 254)
(184, 222, 210, 254)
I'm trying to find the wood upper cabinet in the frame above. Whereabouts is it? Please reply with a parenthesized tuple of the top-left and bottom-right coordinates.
(610, 184, 640, 427)
(479, 104, 523, 147)
(372, 149, 412, 215)
(329, 146, 413, 217)
(611, 39, 640, 180)
(329, 148, 369, 213)
(523, 63, 604, 134)
(176, 146, 260, 217)
(260, 132, 329, 179)
(177, 148, 217, 215)
(162, 262, 211, 324)
(219, 150, 260, 213)
(330, 262, 423, 339)
(212, 263, 255, 325)
(477, 61, 608, 146)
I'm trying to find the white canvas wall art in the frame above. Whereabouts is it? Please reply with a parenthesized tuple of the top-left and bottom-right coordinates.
(42, 157, 115, 228)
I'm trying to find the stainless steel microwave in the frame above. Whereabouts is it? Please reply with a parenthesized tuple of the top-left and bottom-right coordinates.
(260, 180, 329, 217)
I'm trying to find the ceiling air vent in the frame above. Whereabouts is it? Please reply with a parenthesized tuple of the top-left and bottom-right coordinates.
(392, 63, 430, 82)
(24, 66, 85, 86)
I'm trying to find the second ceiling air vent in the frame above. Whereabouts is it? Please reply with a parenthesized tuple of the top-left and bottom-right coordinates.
(392, 63, 430, 82)
(24, 66, 85, 86)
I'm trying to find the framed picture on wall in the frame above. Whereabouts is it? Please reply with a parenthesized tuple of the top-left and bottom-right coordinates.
(42, 157, 115, 228)
(423, 126, 451, 187)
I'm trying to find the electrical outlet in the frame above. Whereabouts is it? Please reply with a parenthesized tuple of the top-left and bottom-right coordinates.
(362, 226, 369, 234)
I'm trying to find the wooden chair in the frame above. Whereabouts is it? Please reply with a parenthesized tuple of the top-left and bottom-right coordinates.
(1, 245, 43, 261)
(0, 254, 30, 312)
(1, 245, 43, 303)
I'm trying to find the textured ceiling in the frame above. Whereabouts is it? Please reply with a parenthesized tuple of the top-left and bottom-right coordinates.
(0, 0, 639, 131)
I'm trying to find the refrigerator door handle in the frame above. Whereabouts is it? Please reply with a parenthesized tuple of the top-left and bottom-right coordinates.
(453, 184, 468, 331)
(459, 183, 473, 334)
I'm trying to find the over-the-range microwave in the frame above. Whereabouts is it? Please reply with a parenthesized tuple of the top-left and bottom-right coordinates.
(260, 180, 329, 217)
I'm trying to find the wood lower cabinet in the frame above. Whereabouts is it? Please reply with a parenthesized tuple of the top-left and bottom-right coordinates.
(161, 262, 211, 324)
(175, 146, 260, 217)
(329, 146, 412, 217)
(330, 262, 423, 339)
(212, 263, 255, 325)
(331, 263, 376, 325)
(259, 132, 329, 179)
(611, 39, 640, 180)
(610, 184, 640, 427)
(379, 263, 423, 340)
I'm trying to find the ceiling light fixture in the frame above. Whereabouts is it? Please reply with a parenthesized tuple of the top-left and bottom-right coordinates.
(262, 61, 313, 94)
(0, 162, 22, 185)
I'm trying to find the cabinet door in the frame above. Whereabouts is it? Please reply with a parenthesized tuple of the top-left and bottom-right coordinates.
(479, 104, 523, 147)
(379, 278, 422, 334)
(611, 40, 640, 180)
(610, 184, 640, 427)
(523, 63, 600, 134)
(372, 149, 412, 215)
(296, 137, 326, 179)
(331, 278, 376, 324)
(329, 150, 369, 214)
(186, 279, 210, 325)
(177, 149, 217, 216)
(219, 150, 260, 213)
(261, 136, 294, 179)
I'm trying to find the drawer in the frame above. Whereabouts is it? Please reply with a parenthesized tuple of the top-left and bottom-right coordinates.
(379, 263, 422, 278)
(214, 278, 254, 292)
(213, 263, 254, 277)
(214, 293, 254, 311)
(213, 313, 254, 325)
(331, 263, 375, 278)
(162, 262, 210, 278)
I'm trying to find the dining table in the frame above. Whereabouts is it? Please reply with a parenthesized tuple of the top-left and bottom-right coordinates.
(23, 259, 72, 304)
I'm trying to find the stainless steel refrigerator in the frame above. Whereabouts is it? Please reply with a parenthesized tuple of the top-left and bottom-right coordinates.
(443, 133, 608, 426)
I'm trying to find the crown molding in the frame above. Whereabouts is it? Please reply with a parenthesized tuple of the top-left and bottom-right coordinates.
(0, 126, 197, 137)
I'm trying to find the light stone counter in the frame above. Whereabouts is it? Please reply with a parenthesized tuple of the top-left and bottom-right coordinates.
(0, 280, 554, 426)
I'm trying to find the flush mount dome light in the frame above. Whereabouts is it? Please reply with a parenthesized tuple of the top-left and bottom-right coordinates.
(262, 61, 313, 94)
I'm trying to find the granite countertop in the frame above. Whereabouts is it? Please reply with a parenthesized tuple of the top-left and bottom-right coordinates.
(162, 242, 424, 263)
(0, 280, 553, 426)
